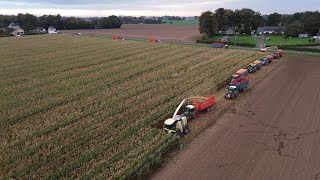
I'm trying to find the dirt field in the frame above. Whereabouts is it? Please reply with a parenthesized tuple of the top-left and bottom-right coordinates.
(63, 24, 200, 42)
(152, 56, 320, 180)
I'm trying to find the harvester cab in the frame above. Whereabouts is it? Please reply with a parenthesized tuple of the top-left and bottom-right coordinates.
(164, 115, 188, 135)
(163, 100, 190, 135)
(225, 86, 238, 99)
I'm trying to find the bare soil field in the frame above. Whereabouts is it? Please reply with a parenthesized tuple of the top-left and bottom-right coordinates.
(152, 56, 320, 180)
(63, 24, 200, 42)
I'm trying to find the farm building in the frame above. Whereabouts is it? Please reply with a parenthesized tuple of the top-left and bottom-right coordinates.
(48, 26, 58, 34)
(8, 23, 20, 29)
(299, 34, 309, 38)
(226, 27, 235, 35)
(221, 35, 230, 42)
(218, 27, 234, 35)
(36, 27, 47, 33)
(12, 28, 24, 36)
(257, 26, 285, 35)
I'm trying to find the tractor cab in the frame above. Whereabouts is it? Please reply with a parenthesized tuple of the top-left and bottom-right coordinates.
(183, 105, 197, 120)
(225, 86, 238, 99)
(260, 58, 269, 65)
(228, 86, 238, 93)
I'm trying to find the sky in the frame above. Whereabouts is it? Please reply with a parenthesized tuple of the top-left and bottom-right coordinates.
(0, 0, 319, 17)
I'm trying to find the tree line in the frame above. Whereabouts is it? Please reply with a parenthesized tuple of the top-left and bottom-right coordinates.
(0, 13, 123, 31)
(199, 8, 320, 37)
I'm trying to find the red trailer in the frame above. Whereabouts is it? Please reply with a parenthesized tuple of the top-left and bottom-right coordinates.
(191, 96, 216, 112)
(149, 39, 162, 43)
(212, 42, 225, 48)
(113, 36, 123, 39)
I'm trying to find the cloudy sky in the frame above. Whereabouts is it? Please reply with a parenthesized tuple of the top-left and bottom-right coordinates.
(0, 0, 319, 17)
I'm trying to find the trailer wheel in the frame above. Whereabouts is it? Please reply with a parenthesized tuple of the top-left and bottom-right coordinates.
(206, 106, 212, 112)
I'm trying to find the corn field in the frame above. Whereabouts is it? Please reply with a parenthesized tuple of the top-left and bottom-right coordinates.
(0, 35, 263, 179)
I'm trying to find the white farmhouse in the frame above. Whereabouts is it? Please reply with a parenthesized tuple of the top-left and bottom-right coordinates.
(48, 26, 58, 34)
(12, 28, 24, 36)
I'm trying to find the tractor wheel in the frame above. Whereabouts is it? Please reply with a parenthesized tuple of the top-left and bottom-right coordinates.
(206, 106, 212, 112)
(183, 125, 189, 134)
(194, 112, 199, 119)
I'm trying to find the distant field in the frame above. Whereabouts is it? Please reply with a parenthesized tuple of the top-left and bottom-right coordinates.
(63, 24, 200, 42)
(162, 20, 199, 26)
(0, 35, 265, 179)
(213, 35, 257, 46)
(198, 35, 258, 47)
(199, 35, 320, 49)
(265, 36, 320, 46)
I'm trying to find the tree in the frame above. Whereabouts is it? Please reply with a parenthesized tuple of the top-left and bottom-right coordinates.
(252, 12, 266, 29)
(108, 15, 123, 28)
(99, 17, 112, 28)
(17, 13, 38, 31)
(285, 20, 304, 36)
(237, 8, 256, 34)
(38, 14, 64, 29)
(199, 11, 217, 36)
(303, 11, 320, 35)
(215, 8, 231, 31)
(267, 13, 282, 26)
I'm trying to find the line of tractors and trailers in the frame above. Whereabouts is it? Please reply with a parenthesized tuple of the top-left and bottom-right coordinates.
(112, 35, 283, 136)
(163, 49, 284, 135)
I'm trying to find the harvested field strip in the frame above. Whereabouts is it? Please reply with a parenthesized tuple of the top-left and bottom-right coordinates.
(0, 35, 264, 179)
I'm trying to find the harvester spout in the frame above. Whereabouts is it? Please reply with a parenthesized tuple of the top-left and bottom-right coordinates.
(172, 100, 186, 119)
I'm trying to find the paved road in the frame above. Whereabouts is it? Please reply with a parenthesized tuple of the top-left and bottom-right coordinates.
(257, 35, 264, 48)
(152, 56, 320, 180)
